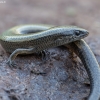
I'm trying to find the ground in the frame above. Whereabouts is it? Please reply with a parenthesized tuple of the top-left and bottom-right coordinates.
(0, 0, 100, 100)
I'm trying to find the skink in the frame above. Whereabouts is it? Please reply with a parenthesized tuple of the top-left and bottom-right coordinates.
(0, 25, 88, 67)
(0, 25, 100, 100)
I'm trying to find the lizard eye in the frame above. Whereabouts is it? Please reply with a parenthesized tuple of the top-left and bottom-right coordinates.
(75, 31, 80, 36)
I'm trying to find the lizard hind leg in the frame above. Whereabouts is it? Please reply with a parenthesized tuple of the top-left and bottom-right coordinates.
(36, 50, 50, 63)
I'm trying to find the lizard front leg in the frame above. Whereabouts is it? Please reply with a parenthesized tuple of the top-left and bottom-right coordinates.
(7, 48, 34, 68)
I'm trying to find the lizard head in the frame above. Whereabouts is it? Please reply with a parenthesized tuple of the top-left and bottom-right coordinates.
(60, 27, 89, 40)
(55, 27, 89, 44)
(72, 27, 89, 39)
